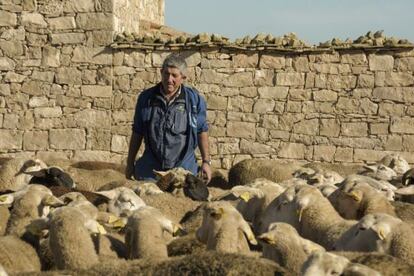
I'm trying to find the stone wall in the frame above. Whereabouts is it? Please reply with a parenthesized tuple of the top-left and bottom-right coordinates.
(1, 1, 414, 171)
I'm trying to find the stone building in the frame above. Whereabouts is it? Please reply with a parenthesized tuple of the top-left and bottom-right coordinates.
(1, 0, 414, 173)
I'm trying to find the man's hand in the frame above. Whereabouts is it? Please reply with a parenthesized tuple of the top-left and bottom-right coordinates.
(200, 162, 212, 184)
(125, 163, 135, 180)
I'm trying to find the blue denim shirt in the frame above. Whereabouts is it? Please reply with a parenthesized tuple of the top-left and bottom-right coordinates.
(132, 83, 208, 180)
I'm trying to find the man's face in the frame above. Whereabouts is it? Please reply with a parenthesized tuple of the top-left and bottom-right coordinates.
(161, 67, 186, 95)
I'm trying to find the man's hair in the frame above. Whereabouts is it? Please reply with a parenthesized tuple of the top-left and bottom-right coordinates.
(162, 54, 187, 76)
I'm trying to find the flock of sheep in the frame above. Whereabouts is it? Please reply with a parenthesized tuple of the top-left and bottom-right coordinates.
(1, 153, 414, 275)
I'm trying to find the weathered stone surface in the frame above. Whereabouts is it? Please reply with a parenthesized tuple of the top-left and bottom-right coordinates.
(72, 46, 112, 65)
(50, 33, 86, 45)
(373, 87, 403, 102)
(4, 72, 26, 83)
(64, 0, 95, 12)
(21, 81, 49, 96)
(354, 149, 386, 163)
(313, 90, 337, 102)
(55, 67, 82, 84)
(50, 129, 86, 150)
(278, 142, 305, 159)
(207, 95, 227, 110)
(223, 72, 253, 87)
(357, 74, 375, 88)
(227, 121, 256, 139)
(31, 71, 54, 82)
(395, 57, 414, 72)
(111, 135, 128, 153)
(379, 102, 404, 117)
(391, 117, 414, 134)
(293, 57, 309, 72)
(368, 55, 394, 71)
(311, 63, 351, 74)
(383, 72, 414, 87)
(76, 13, 113, 30)
(22, 0, 37, 11)
(313, 145, 336, 162)
(29, 96, 49, 107)
(293, 119, 319, 135)
(42, 46, 60, 67)
(34, 107, 62, 118)
(1, 26, 25, 41)
(0, 41, 24, 57)
(21, 12, 47, 28)
(0, 84, 11, 96)
(259, 54, 285, 69)
(0, 57, 15, 70)
(341, 122, 368, 137)
(341, 53, 367, 65)
(370, 123, 389, 135)
(23, 131, 48, 150)
(258, 86, 289, 100)
(47, 17, 76, 30)
(81, 85, 112, 98)
(233, 53, 258, 68)
(336, 97, 378, 115)
(124, 51, 147, 67)
(334, 147, 353, 162)
(253, 99, 275, 114)
(3, 113, 19, 129)
(0, 130, 22, 150)
(228, 96, 254, 112)
(38, 0, 63, 16)
(240, 139, 273, 154)
(73, 109, 111, 128)
(276, 73, 305, 86)
(327, 75, 357, 90)
(0, 11, 17, 26)
(87, 30, 114, 46)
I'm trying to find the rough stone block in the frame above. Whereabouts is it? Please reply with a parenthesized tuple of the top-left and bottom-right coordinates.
(341, 53, 367, 65)
(403, 135, 414, 151)
(226, 121, 256, 139)
(293, 57, 309, 72)
(42, 46, 60, 67)
(370, 123, 389, 135)
(379, 102, 405, 117)
(313, 90, 337, 102)
(258, 86, 289, 100)
(124, 51, 147, 67)
(73, 109, 111, 128)
(341, 122, 368, 137)
(4, 72, 26, 83)
(240, 139, 273, 154)
(227, 96, 254, 112)
(31, 71, 54, 82)
(55, 67, 82, 84)
(0, 11, 17, 26)
(21, 81, 48, 96)
(47, 17, 76, 30)
(276, 73, 305, 86)
(64, 0, 95, 12)
(0, 130, 22, 150)
(23, 131, 48, 150)
(373, 87, 404, 102)
(81, 85, 112, 98)
(21, 12, 47, 28)
(111, 135, 128, 153)
(368, 55, 394, 71)
(72, 46, 112, 65)
(29, 96, 49, 107)
(313, 145, 336, 162)
(76, 13, 113, 30)
(357, 74, 375, 88)
(259, 54, 285, 69)
(87, 30, 114, 46)
(354, 149, 386, 163)
(223, 72, 253, 87)
(253, 99, 275, 114)
(327, 75, 357, 90)
(383, 72, 414, 87)
(334, 147, 353, 162)
(50, 33, 86, 45)
(233, 53, 259, 68)
(207, 95, 227, 110)
(278, 142, 305, 159)
(395, 57, 414, 72)
(50, 129, 86, 150)
(0, 57, 16, 70)
(34, 107, 62, 118)
(293, 119, 319, 135)
(0, 41, 24, 57)
(0, 84, 11, 96)
(391, 117, 414, 134)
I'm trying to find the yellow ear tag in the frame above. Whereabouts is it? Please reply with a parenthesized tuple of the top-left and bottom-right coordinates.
(240, 192, 251, 202)
(108, 215, 119, 224)
(112, 219, 127, 229)
(378, 228, 386, 240)
(97, 223, 107, 235)
(348, 191, 362, 202)
(0, 195, 7, 202)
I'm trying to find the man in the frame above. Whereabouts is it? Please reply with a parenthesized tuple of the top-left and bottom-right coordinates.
(125, 54, 212, 183)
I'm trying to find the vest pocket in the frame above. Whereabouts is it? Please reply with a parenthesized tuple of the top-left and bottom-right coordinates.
(172, 110, 188, 134)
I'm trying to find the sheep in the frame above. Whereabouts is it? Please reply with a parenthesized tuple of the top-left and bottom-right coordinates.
(378, 153, 410, 176)
(330, 181, 397, 220)
(6, 185, 64, 240)
(359, 164, 398, 182)
(95, 187, 146, 217)
(303, 162, 363, 177)
(334, 213, 414, 264)
(391, 200, 414, 224)
(134, 181, 163, 196)
(402, 169, 414, 187)
(196, 201, 257, 254)
(124, 206, 181, 259)
(0, 264, 6, 276)
(301, 251, 381, 276)
(294, 185, 357, 250)
(167, 233, 206, 257)
(0, 158, 47, 192)
(339, 174, 396, 201)
(153, 167, 192, 192)
(228, 159, 305, 187)
(0, 235, 41, 274)
(48, 206, 100, 270)
(294, 167, 344, 187)
(0, 206, 10, 236)
(28, 166, 76, 189)
(257, 222, 325, 274)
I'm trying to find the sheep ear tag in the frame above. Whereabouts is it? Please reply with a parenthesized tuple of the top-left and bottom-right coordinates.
(97, 223, 107, 235)
(347, 191, 362, 202)
(240, 192, 250, 202)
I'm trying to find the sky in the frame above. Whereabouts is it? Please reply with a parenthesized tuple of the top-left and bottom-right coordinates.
(165, 0, 414, 45)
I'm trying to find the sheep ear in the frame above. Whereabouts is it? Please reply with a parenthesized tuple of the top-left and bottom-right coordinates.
(241, 224, 257, 245)
(0, 194, 14, 205)
(95, 190, 117, 200)
(153, 170, 168, 178)
(257, 233, 275, 245)
(395, 185, 414, 195)
(42, 195, 64, 207)
(363, 165, 376, 172)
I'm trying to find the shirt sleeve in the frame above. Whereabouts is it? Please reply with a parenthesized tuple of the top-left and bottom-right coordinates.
(132, 93, 145, 135)
(197, 94, 209, 133)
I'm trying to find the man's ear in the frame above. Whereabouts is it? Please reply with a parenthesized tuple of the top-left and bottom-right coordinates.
(182, 74, 187, 80)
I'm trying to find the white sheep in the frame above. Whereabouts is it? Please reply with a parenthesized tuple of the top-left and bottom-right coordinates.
(258, 222, 325, 274)
(379, 153, 411, 176)
(95, 187, 146, 217)
(302, 251, 381, 276)
(334, 213, 414, 264)
(0, 158, 47, 192)
(0, 235, 41, 274)
(0, 206, 9, 236)
(360, 164, 398, 182)
(196, 201, 257, 254)
(48, 206, 100, 270)
(134, 181, 164, 196)
(340, 174, 396, 200)
(124, 206, 181, 259)
(293, 185, 357, 250)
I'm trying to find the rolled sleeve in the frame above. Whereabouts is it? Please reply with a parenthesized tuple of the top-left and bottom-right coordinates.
(197, 95, 209, 133)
